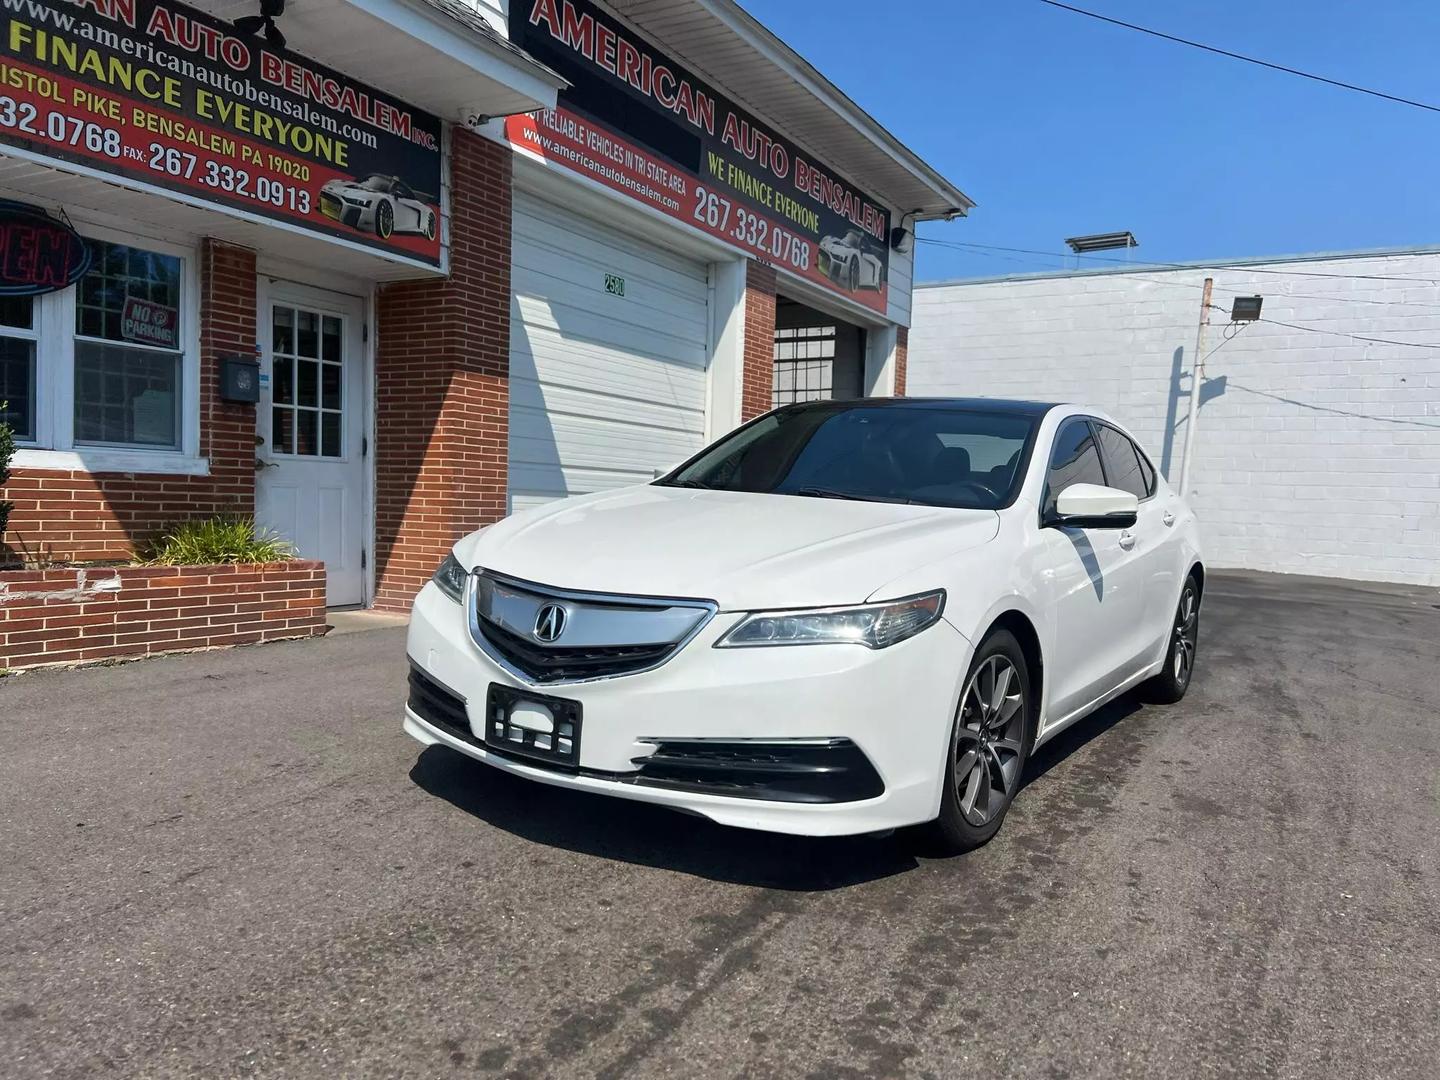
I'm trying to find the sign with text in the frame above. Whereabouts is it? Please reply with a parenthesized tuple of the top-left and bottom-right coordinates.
(0, 0, 443, 266)
(509, 0, 891, 313)
(0, 199, 91, 294)
(121, 294, 177, 348)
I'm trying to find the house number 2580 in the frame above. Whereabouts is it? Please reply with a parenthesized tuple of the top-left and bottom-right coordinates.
(604, 273, 625, 297)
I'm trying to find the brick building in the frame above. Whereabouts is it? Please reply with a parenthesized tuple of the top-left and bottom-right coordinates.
(909, 250, 1440, 586)
(0, 0, 967, 629)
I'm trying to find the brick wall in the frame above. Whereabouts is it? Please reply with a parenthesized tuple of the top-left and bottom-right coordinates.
(894, 326, 908, 396)
(372, 130, 512, 611)
(0, 560, 325, 671)
(910, 254, 1440, 586)
(741, 261, 777, 421)
(2, 240, 258, 564)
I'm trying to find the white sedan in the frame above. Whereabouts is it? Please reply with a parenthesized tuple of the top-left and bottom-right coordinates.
(405, 399, 1203, 853)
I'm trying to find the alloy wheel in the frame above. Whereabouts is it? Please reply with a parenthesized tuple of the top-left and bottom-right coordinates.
(953, 655, 1026, 826)
(1173, 584, 1198, 684)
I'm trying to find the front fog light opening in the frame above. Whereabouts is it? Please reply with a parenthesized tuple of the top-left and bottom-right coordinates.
(716, 590, 945, 650)
(433, 552, 469, 603)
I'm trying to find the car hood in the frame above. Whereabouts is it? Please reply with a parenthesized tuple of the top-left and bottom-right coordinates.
(456, 486, 999, 610)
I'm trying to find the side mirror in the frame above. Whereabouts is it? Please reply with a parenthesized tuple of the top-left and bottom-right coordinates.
(1045, 483, 1138, 529)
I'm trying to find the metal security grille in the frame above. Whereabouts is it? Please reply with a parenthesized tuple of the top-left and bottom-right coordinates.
(773, 325, 836, 406)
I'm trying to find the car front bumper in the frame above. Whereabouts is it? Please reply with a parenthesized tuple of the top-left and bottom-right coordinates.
(403, 582, 972, 836)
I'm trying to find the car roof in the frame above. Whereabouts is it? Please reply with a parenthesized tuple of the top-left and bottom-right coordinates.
(785, 397, 1064, 418)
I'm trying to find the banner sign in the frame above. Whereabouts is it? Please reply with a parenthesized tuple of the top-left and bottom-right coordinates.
(508, 0, 891, 313)
(0, 199, 90, 294)
(0, 0, 443, 267)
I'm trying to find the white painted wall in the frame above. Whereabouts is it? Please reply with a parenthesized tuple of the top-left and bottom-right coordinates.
(886, 233, 914, 328)
(910, 250, 1440, 587)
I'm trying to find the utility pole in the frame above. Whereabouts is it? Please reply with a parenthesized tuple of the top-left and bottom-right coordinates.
(1178, 277, 1214, 497)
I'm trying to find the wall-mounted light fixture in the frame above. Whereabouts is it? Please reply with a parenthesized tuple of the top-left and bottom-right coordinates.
(1230, 295, 1263, 321)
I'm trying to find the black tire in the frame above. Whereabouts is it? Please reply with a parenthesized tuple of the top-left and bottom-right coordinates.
(424, 212, 436, 241)
(375, 200, 394, 239)
(1144, 574, 1200, 704)
(847, 256, 860, 290)
(918, 629, 1035, 855)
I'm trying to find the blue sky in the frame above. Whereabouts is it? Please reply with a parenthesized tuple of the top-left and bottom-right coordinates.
(743, 0, 1440, 282)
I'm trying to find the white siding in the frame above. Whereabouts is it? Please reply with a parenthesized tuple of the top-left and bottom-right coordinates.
(509, 191, 711, 512)
(886, 237, 914, 328)
(910, 252, 1440, 587)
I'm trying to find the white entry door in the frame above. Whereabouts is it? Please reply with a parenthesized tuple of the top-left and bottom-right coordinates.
(255, 285, 367, 608)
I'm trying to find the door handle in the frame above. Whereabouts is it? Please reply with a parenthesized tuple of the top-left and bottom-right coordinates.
(254, 458, 278, 470)
(1118, 530, 1136, 550)
(1162, 510, 1176, 527)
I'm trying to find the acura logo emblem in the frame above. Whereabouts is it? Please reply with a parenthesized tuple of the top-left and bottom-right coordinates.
(533, 603, 567, 643)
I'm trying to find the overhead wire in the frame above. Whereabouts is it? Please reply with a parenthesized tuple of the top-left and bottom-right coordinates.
(1033, 0, 1440, 116)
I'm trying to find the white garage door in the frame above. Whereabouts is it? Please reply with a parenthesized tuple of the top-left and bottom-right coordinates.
(509, 191, 711, 513)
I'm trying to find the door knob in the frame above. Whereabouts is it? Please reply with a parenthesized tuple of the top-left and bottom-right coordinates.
(254, 458, 278, 470)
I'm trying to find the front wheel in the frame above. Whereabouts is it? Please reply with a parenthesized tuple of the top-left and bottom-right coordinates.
(919, 629, 1034, 854)
(1144, 575, 1200, 703)
(375, 199, 394, 239)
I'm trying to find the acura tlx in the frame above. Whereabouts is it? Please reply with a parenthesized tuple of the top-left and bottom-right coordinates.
(404, 398, 1203, 852)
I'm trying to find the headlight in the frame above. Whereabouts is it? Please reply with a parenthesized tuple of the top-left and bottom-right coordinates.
(716, 590, 945, 650)
(432, 552, 469, 603)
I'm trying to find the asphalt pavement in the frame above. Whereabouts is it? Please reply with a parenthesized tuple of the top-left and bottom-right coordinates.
(1, 570, 1437, 1079)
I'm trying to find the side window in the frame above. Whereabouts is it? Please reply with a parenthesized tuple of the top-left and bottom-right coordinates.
(1135, 444, 1157, 497)
(1096, 424, 1149, 500)
(1043, 419, 1107, 516)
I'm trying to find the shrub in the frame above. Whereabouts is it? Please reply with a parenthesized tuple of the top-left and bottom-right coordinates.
(0, 402, 14, 542)
(142, 517, 293, 566)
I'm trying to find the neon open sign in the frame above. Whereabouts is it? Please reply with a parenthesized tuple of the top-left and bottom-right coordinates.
(0, 203, 92, 296)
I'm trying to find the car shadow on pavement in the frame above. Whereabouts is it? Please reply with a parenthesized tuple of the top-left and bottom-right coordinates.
(1020, 694, 1147, 789)
(408, 745, 920, 892)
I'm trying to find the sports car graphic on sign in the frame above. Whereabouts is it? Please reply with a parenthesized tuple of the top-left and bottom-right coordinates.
(819, 230, 886, 292)
(319, 174, 438, 241)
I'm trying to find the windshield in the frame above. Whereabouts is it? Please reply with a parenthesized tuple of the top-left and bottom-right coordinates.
(657, 404, 1038, 509)
(358, 175, 394, 192)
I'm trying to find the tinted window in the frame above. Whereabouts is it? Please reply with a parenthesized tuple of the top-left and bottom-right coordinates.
(1096, 425, 1149, 500)
(1044, 419, 1106, 515)
(1136, 448, 1157, 495)
(660, 404, 1038, 510)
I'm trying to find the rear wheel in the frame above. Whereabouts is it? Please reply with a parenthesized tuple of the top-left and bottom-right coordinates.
(920, 630, 1034, 854)
(847, 256, 860, 290)
(1145, 575, 1200, 703)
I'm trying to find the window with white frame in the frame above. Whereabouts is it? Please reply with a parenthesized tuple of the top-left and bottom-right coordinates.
(5, 233, 192, 459)
(0, 296, 38, 442)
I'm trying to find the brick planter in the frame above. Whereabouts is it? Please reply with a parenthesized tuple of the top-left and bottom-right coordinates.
(0, 561, 327, 672)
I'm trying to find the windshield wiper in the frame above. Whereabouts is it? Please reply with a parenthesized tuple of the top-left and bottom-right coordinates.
(660, 478, 715, 489)
(788, 487, 911, 504)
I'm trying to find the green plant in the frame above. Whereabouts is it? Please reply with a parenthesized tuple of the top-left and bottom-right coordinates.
(0, 400, 14, 542)
(142, 517, 293, 566)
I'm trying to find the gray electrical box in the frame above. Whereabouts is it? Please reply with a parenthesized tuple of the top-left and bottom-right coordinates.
(220, 354, 261, 403)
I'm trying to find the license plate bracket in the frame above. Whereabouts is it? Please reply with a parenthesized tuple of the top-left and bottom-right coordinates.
(485, 683, 582, 769)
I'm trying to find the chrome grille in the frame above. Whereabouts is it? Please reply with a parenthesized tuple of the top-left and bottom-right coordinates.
(467, 571, 715, 684)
